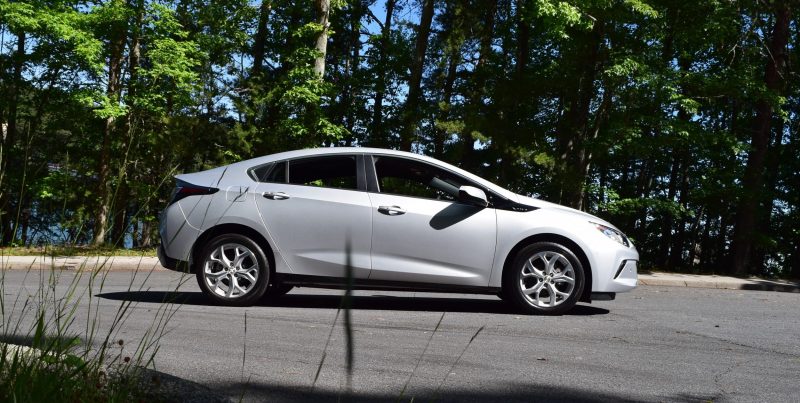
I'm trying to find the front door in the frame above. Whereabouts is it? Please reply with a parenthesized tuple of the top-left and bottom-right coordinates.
(367, 155, 497, 286)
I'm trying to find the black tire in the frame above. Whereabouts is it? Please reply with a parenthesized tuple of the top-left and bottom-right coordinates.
(502, 242, 585, 315)
(195, 234, 270, 306)
(263, 282, 294, 300)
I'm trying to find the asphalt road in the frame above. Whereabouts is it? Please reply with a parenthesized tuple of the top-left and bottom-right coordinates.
(2, 269, 799, 402)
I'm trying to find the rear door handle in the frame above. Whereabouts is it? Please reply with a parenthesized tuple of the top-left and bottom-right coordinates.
(378, 205, 405, 215)
(262, 191, 290, 200)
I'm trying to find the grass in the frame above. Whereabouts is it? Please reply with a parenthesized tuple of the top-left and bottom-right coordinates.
(0, 240, 488, 402)
(1, 246, 158, 257)
(0, 254, 184, 402)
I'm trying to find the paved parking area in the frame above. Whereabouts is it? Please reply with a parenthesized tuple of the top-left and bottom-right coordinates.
(2, 269, 799, 402)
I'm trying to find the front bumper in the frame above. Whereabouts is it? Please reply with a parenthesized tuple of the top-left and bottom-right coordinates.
(604, 259, 638, 292)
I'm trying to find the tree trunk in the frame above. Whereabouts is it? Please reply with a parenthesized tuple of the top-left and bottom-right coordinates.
(656, 7, 680, 267)
(0, 31, 25, 245)
(140, 220, 152, 247)
(556, 20, 605, 210)
(669, 156, 690, 269)
(4, 31, 24, 160)
(109, 178, 130, 245)
(434, 51, 459, 159)
(252, 1, 271, 78)
(750, 116, 784, 273)
(494, 0, 527, 180)
(336, 2, 364, 139)
(792, 246, 800, 279)
(433, 0, 466, 159)
(730, 4, 790, 276)
(659, 158, 680, 267)
(370, 0, 396, 147)
(106, 0, 143, 248)
(313, 0, 331, 77)
(460, 0, 497, 169)
(399, 0, 435, 151)
(92, 17, 128, 246)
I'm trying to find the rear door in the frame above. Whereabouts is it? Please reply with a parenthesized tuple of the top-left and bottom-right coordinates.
(253, 154, 372, 279)
(366, 155, 497, 286)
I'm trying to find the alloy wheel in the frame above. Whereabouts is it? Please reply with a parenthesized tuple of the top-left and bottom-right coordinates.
(203, 243, 260, 299)
(519, 250, 576, 308)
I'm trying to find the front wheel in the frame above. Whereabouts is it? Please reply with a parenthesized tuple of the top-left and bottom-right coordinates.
(195, 234, 270, 306)
(502, 242, 585, 315)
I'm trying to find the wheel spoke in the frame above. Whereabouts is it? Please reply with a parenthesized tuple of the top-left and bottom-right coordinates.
(524, 259, 545, 279)
(532, 288, 544, 305)
(238, 271, 257, 284)
(209, 249, 223, 265)
(553, 275, 574, 285)
(522, 281, 545, 296)
(544, 254, 558, 275)
(552, 284, 570, 297)
(547, 284, 558, 305)
(232, 247, 251, 269)
(207, 270, 227, 278)
(226, 274, 236, 297)
(219, 245, 233, 268)
(213, 275, 225, 292)
(233, 281, 246, 295)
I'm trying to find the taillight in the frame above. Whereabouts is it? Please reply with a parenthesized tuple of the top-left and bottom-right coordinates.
(169, 180, 218, 206)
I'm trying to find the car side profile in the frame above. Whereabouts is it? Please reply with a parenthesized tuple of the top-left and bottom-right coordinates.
(158, 147, 638, 314)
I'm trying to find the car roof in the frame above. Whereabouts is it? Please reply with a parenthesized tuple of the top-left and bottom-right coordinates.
(216, 147, 519, 200)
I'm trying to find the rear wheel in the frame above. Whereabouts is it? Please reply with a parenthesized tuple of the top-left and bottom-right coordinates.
(196, 234, 270, 306)
(502, 242, 585, 315)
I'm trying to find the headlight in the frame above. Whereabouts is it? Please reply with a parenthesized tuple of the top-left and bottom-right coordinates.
(592, 222, 631, 247)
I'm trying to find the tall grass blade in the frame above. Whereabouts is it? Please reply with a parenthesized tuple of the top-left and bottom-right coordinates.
(397, 312, 446, 401)
(432, 325, 485, 400)
(312, 308, 341, 389)
(342, 238, 354, 388)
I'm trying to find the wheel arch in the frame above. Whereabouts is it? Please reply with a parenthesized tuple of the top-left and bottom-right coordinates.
(191, 223, 276, 276)
(502, 233, 593, 302)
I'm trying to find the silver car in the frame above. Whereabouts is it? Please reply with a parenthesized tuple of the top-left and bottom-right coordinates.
(158, 148, 637, 314)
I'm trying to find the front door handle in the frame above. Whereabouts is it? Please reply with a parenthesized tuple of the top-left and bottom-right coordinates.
(378, 205, 406, 215)
(262, 191, 290, 200)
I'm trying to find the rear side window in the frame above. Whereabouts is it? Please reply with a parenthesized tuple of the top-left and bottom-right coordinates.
(250, 162, 287, 183)
(266, 162, 286, 183)
(288, 155, 357, 190)
(250, 163, 272, 182)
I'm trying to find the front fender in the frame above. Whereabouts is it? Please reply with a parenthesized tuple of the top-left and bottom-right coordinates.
(490, 209, 601, 290)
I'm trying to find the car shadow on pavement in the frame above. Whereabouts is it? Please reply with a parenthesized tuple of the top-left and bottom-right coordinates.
(210, 380, 645, 403)
(95, 291, 609, 316)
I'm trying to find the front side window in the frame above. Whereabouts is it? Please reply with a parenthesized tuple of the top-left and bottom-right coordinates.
(288, 155, 357, 190)
(373, 156, 469, 201)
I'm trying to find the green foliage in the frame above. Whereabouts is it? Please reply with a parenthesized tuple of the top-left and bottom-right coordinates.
(532, 0, 592, 36)
(1, 0, 798, 277)
(0, 261, 181, 402)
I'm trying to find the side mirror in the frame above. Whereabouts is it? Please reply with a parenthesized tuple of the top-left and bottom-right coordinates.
(458, 186, 488, 207)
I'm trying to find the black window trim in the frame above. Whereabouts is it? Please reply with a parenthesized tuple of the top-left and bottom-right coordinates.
(248, 153, 367, 192)
(366, 153, 507, 206)
(247, 162, 274, 182)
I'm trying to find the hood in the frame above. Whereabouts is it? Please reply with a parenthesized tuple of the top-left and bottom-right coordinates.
(514, 195, 617, 229)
